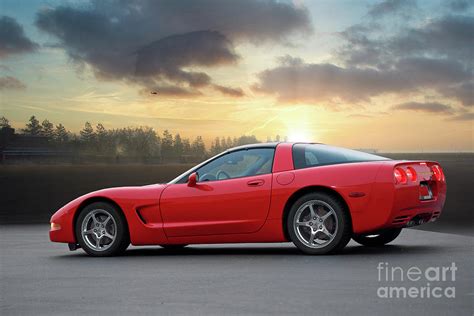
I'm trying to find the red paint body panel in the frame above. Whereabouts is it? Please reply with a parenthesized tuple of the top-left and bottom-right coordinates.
(50, 143, 447, 246)
(160, 174, 272, 237)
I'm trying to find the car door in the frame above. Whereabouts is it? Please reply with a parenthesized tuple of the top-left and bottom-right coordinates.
(160, 148, 274, 237)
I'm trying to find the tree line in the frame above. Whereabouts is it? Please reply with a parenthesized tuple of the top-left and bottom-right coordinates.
(1, 116, 284, 162)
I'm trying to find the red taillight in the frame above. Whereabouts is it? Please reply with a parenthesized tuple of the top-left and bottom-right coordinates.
(394, 167, 407, 184)
(431, 165, 444, 181)
(406, 167, 417, 182)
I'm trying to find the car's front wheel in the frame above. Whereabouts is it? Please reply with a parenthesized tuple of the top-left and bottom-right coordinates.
(287, 192, 352, 255)
(352, 228, 402, 247)
(75, 202, 130, 256)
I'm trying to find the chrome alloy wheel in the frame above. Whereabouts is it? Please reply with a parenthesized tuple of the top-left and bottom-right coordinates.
(81, 209, 117, 251)
(293, 200, 338, 248)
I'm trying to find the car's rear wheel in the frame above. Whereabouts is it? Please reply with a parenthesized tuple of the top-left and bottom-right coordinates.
(75, 202, 130, 256)
(287, 192, 351, 255)
(159, 244, 188, 250)
(352, 228, 402, 247)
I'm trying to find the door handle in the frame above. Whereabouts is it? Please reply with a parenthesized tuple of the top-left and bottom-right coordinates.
(247, 179, 265, 187)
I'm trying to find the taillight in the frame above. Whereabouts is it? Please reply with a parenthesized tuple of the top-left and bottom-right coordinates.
(394, 167, 407, 184)
(431, 165, 444, 181)
(406, 167, 417, 182)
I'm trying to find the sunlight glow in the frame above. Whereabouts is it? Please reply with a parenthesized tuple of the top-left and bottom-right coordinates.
(287, 129, 313, 142)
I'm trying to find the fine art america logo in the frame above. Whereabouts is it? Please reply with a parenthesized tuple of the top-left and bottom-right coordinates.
(377, 262, 457, 299)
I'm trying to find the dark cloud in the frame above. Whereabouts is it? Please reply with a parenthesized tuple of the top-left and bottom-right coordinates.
(367, 0, 417, 18)
(339, 15, 474, 67)
(0, 76, 26, 90)
(0, 16, 38, 58)
(254, 56, 469, 103)
(135, 31, 238, 87)
(389, 15, 474, 62)
(35, 0, 311, 95)
(391, 102, 453, 113)
(213, 85, 245, 97)
(446, 0, 473, 12)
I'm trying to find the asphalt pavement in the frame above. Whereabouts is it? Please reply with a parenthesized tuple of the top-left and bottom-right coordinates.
(0, 225, 472, 315)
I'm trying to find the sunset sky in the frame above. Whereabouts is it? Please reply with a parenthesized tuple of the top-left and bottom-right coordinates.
(1, 0, 473, 152)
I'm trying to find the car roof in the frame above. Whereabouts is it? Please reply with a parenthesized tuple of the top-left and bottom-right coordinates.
(226, 142, 280, 152)
(225, 142, 324, 153)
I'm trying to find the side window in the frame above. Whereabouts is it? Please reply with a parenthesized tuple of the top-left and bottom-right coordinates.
(293, 144, 389, 169)
(196, 148, 274, 182)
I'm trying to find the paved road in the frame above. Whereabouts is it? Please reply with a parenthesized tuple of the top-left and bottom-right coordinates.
(0, 225, 472, 315)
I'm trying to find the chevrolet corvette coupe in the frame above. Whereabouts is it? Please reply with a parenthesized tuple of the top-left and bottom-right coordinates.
(50, 143, 446, 256)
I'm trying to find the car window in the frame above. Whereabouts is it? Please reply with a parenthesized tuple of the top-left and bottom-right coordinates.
(196, 148, 274, 182)
(293, 144, 389, 169)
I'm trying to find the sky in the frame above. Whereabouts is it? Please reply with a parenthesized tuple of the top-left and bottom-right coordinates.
(0, 0, 473, 152)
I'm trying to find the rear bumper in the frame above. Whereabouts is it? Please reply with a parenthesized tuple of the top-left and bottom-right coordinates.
(351, 161, 447, 234)
(387, 177, 446, 228)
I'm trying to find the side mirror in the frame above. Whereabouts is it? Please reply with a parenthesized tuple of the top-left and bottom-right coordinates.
(187, 172, 198, 187)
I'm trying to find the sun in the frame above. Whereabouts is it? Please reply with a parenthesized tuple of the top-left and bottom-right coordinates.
(287, 129, 314, 142)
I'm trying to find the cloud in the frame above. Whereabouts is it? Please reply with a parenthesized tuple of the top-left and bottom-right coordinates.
(140, 85, 201, 97)
(388, 15, 474, 62)
(135, 31, 238, 87)
(338, 15, 474, 68)
(367, 0, 417, 18)
(0, 16, 38, 58)
(0, 65, 11, 71)
(257, 5, 473, 114)
(0, 76, 26, 90)
(391, 102, 453, 113)
(213, 85, 245, 97)
(439, 82, 473, 107)
(254, 56, 470, 103)
(447, 112, 474, 121)
(35, 0, 311, 95)
(446, 0, 473, 12)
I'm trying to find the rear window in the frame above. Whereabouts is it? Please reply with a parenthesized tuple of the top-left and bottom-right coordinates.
(292, 144, 389, 169)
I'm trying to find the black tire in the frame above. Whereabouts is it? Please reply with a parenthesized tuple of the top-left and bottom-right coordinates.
(75, 202, 130, 256)
(159, 244, 188, 250)
(287, 192, 352, 255)
(352, 228, 402, 247)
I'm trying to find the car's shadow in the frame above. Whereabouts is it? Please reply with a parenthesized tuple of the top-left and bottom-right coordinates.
(52, 243, 446, 259)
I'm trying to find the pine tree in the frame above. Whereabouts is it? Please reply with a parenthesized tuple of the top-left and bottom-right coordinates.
(23, 116, 42, 135)
(220, 137, 227, 150)
(96, 123, 108, 153)
(191, 136, 206, 158)
(173, 133, 184, 156)
(80, 122, 96, 144)
(41, 119, 54, 139)
(54, 124, 69, 143)
(0, 116, 11, 128)
(161, 130, 173, 158)
(210, 137, 222, 155)
(182, 138, 191, 155)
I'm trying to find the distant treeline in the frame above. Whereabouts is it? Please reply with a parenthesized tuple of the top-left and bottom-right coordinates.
(0, 116, 285, 162)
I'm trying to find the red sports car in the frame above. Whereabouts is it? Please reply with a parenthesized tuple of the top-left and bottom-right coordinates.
(50, 143, 446, 256)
